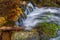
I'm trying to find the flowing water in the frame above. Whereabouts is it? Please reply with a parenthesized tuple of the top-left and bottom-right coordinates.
(24, 7, 60, 30)
(15, 2, 35, 26)
(15, 2, 60, 40)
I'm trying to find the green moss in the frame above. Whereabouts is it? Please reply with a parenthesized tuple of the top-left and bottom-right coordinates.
(11, 31, 39, 40)
(35, 22, 58, 38)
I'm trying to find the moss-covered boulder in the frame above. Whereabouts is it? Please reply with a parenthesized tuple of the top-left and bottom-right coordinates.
(11, 30, 39, 40)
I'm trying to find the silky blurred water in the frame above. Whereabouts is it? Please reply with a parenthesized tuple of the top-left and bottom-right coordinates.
(15, 2, 60, 40)
(24, 7, 60, 30)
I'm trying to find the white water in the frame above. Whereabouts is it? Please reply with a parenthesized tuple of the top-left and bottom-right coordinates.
(23, 7, 60, 40)
(15, 2, 60, 40)
(24, 7, 60, 30)
(15, 2, 35, 26)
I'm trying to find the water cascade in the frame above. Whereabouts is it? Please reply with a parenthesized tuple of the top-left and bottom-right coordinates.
(15, 2, 35, 26)
(24, 7, 60, 40)
(24, 7, 60, 30)
(16, 2, 60, 40)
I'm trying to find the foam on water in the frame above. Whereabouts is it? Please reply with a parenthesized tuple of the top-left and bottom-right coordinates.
(24, 7, 60, 30)
(15, 2, 60, 40)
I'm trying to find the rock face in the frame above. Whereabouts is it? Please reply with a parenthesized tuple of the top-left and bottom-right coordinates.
(11, 30, 39, 40)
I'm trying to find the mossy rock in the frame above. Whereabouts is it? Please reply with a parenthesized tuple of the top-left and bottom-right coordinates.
(11, 30, 39, 40)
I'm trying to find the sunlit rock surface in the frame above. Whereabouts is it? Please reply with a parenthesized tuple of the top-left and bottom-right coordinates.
(11, 30, 39, 40)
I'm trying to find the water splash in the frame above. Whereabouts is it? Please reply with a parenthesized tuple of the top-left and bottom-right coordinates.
(23, 7, 60, 30)
(15, 2, 35, 26)
(15, 2, 60, 40)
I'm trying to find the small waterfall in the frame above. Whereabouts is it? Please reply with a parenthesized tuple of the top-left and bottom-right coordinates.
(15, 2, 60, 40)
(23, 7, 60, 40)
(24, 7, 60, 30)
(15, 2, 35, 26)
(24, 2, 35, 15)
